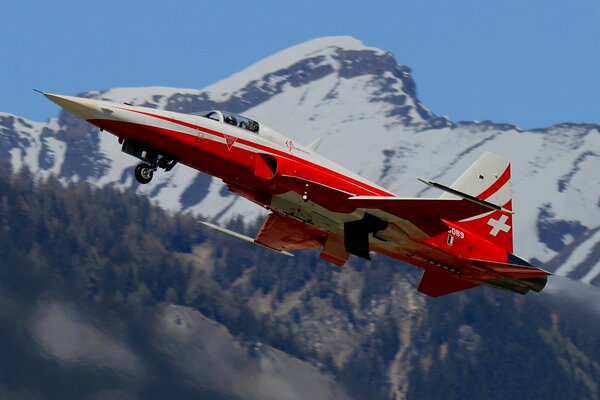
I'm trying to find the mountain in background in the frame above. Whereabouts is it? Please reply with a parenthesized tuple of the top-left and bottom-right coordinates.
(0, 36, 598, 285)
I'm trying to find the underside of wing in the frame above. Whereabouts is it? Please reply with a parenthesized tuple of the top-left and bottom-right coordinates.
(278, 174, 359, 213)
(255, 213, 327, 251)
(468, 259, 551, 280)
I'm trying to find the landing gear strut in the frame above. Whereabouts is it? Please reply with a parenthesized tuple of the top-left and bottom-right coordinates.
(121, 139, 178, 184)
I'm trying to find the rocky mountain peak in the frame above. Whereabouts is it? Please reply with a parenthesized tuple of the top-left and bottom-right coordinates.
(139, 36, 438, 126)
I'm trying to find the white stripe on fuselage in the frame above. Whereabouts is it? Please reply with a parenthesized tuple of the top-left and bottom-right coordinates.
(95, 100, 394, 196)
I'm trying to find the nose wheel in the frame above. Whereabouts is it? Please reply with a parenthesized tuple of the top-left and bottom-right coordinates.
(134, 163, 155, 184)
(121, 139, 178, 185)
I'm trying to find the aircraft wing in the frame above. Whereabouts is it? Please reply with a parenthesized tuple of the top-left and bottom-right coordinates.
(255, 213, 327, 251)
(199, 213, 327, 255)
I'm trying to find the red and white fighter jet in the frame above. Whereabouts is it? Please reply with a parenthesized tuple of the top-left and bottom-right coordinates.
(43, 92, 550, 297)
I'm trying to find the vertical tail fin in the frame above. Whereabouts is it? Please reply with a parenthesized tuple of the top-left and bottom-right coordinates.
(443, 152, 513, 252)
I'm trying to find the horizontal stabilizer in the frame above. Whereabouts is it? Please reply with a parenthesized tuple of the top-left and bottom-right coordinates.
(469, 259, 551, 280)
(198, 220, 293, 256)
(470, 258, 550, 294)
(418, 178, 512, 214)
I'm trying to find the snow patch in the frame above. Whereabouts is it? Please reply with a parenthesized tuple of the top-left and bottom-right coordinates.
(204, 36, 383, 99)
(93, 86, 202, 109)
(582, 260, 600, 285)
(95, 132, 137, 186)
(9, 148, 22, 172)
(555, 229, 600, 277)
(42, 137, 67, 175)
(152, 167, 199, 212)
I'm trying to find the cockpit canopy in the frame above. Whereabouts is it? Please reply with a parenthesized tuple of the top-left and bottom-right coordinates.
(198, 110, 259, 134)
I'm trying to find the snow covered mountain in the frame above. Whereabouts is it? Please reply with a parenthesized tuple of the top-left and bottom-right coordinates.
(1, 36, 599, 287)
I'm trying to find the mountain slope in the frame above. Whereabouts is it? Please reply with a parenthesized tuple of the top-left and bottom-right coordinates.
(1, 166, 599, 400)
(1, 36, 599, 287)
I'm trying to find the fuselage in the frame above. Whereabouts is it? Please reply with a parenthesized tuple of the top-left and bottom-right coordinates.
(87, 99, 395, 225)
(107, 103, 383, 187)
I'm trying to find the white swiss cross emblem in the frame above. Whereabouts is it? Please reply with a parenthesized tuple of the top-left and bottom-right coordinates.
(487, 214, 511, 236)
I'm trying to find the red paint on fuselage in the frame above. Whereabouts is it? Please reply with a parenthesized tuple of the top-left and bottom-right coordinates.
(88, 117, 381, 214)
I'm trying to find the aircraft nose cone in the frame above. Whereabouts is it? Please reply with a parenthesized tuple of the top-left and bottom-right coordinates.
(43, 93, 99, 121)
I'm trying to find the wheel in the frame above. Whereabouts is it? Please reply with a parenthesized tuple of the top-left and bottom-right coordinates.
(135, 163, 154, 184)
(134, 163, 154, 184)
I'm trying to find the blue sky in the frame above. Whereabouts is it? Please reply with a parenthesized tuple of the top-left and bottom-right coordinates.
(2, 0, 600, 129)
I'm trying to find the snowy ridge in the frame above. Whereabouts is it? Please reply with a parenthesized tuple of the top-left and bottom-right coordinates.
(93, 87, 203, 109)
(552, 228, 600, 285)
(2, 36, 600, 289)
(203, 36, 384, 98)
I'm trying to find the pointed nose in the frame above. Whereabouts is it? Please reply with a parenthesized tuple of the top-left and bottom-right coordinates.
(44, 93, 99, 121)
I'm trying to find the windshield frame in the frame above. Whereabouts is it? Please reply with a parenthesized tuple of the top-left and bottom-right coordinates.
(196, 110, 260, 134)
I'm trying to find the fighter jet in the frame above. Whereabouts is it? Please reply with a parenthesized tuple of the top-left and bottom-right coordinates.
(43, 92, 550, 297)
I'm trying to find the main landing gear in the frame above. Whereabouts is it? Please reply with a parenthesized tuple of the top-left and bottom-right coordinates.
(121, 139, 178, 184)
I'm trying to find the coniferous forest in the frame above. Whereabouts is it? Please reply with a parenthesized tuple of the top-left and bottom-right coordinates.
(1, 159, 599, 399)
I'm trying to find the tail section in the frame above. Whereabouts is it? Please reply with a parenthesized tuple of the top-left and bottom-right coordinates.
(443, 152, 513, 252)
(441, 151, 512, 208)
(416, 152, 551, 297)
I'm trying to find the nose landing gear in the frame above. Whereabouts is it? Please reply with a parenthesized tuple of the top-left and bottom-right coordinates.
(121, 139, 178, 185)
(134, 163, 154, 184)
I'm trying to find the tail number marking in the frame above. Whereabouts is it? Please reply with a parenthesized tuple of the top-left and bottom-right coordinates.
(448, 227, 465, 239)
